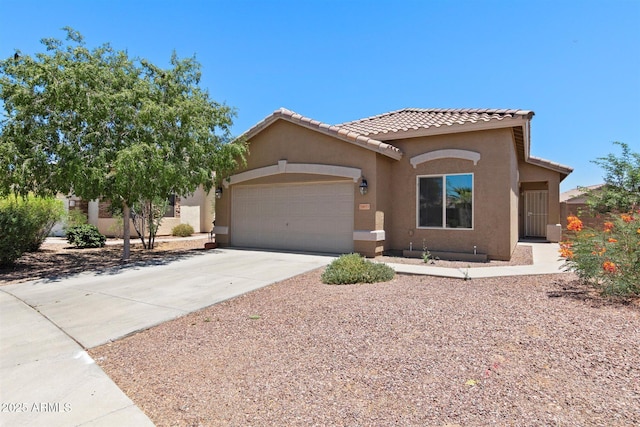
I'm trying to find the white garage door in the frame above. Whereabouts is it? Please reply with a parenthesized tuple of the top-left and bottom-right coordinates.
(231, 181, 354, 254)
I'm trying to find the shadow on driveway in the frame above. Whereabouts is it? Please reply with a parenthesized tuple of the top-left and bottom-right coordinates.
(0, 246, 211, 285)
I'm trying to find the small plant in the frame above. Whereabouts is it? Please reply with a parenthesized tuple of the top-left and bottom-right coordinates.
(460, 265, 471, 281)
(321, 253, 395, 285)
(421, 239, 437, 264)
(172, 223, 195, 237)
(66, 224, 106, 248)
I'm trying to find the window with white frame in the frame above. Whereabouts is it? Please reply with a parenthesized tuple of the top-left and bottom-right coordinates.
(418, 174, 473, 229)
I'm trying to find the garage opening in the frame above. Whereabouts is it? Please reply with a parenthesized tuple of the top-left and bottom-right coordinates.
(231, 181, 354, 254)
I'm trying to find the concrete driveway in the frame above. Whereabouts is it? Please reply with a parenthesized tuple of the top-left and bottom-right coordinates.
(0, 248, 334, 427)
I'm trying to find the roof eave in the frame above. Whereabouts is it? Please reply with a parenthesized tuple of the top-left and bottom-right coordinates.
(240, 108, 404, 161)
(527, 156, 574, 181)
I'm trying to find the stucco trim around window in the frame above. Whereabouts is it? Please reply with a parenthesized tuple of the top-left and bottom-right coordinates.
(223, 160, 361, 187)
(410, 149, 481, 168)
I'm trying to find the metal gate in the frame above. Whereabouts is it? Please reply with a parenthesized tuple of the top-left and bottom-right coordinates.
(524, 190, 548, 238)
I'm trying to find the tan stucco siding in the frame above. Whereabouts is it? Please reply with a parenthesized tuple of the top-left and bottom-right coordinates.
(179, 187, 214, 233)
(240, 120, 376, 171)
(385, 128, 517, 260)
(509, 136, 520, 257)
(215, 119, 549, 260)
(215, 120, 381, 254)
(375, 156, 394, 231)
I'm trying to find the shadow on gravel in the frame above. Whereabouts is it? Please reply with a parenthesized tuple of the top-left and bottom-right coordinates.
(547, 278, 639, 309)
(0, 246, 216, 285)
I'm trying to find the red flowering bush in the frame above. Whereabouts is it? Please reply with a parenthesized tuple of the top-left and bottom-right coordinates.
(561, 211, 640, 296)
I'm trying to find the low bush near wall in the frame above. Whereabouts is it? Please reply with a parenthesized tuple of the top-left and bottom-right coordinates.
(321, 253, 395, 285)
(0, 195, 64, 266)
(561, 212, 640, 296)
(66, 224, 106, 248)
(172, 223, 194, 237)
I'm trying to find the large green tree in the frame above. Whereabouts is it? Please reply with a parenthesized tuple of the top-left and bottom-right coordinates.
(0, 27, 246, 259)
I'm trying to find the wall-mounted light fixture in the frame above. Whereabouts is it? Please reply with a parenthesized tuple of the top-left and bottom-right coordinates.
(359, 177, 368, 195)
(215, 187, 223, 199)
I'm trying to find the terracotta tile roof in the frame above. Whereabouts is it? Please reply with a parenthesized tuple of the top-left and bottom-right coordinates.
(337, 108, 534, 137)
(242, 107, 571, 179)
(242, 108, 403, 160)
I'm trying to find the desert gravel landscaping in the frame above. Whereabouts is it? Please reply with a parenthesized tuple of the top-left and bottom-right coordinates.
(2, 239, 638, 426)
(91, 268, 640, 427)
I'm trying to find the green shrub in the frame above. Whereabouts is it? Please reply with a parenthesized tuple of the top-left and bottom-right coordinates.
(66, 224, 106, 248)
(561, 212, 640, 296)
(24, 196, 66, 251)
(172, 223, 194, 237)
(321, 253, 395, 285)
(0, 195, 65, 265)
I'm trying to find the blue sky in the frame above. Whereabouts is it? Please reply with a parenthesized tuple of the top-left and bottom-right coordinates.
(1, 0, 639, 192)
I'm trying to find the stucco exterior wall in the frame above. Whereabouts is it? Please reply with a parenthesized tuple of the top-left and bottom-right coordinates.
(384, 128, 518, 260)
(94, 186, 212, 238)
(215, 120, 380, 254)
(509, 137, 520, 257)
(179, 187, 215, 233)
(215, 119, 565, 260)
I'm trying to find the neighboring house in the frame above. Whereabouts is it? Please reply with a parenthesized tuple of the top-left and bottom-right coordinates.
(560, 184, 605, 229)
(51, 187, 214, 237)
(214, 108, 573, 260)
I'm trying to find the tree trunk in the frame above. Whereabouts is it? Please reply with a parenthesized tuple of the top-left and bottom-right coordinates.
(123, 203, 131, 260)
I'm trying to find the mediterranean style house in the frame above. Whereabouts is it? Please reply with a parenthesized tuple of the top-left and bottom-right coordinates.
(214, 107, 572, 260)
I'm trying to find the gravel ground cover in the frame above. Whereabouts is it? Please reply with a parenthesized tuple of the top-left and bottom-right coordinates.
(91, 270, 640, 427)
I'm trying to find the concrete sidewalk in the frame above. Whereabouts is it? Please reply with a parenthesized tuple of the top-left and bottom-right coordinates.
(0, 248, 334, 426)
(386, 242, 567, 279)
(0, 292, 155, 427)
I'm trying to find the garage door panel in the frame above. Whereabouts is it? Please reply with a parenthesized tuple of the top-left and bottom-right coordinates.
(231, 182, 354, 254)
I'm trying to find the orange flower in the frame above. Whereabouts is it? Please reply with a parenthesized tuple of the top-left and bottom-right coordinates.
(602, 261, 617, 273)
(603, 222, 614, 232)
(559, 246, 574, 259)
(567, 215, 583, 232)
(621, 214, 633, 223)
(608, 238, 618, 243)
